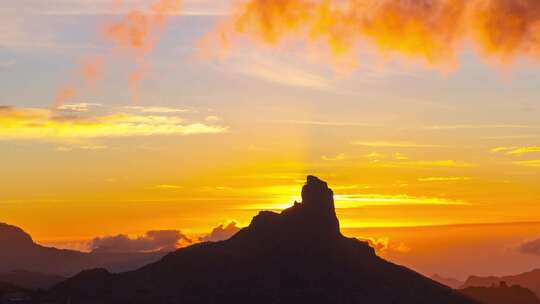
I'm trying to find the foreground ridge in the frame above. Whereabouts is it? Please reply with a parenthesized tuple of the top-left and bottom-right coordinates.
(45, 176, 476, 304)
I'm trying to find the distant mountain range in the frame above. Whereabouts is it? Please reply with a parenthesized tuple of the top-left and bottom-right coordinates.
(461, 282, 540, 304)
(40, 176, 474, 304)
(462, 269, 540, 299)
(0, 222, 166, 278)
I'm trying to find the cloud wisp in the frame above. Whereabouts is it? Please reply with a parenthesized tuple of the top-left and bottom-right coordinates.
(55, 0, 181, 106)
(514, 160, 540, 167)
(199, 222, 242, 242)
(352, 141, 444, 148)
(491, 146, 540, 156)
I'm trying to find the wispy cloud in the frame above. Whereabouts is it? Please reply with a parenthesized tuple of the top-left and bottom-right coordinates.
(57, 103, 102, 113)
(371, 160, 474, 168)
(425, 124, 537, 130)
(238, 58, 332, 91)
(275, 120, 381, 127)
(514, 160, 540, 167)
(361, 237, 411, 254)
(55, 144, 107, 152)
(154, 184, 183, 190)
(124, 106, 190, 114)
(199, 222, 241, 242)
(321, 153, 346, 161)
(334, 194, 469, 207)
(0, 105, 227, 140)
(33, 0, 228, 16)
(418, 177, 473, 182)
(352, 141, 443, 148)
(491, 146, 540, 156)
(482, 134, 538, 140)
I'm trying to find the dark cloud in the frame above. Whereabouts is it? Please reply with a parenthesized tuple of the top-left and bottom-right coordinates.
(199, 222, 241, 243)
(519, 238, 540, 255)
(91, 230, 191, 253)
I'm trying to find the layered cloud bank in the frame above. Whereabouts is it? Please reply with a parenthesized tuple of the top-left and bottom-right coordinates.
(90, 230, 192, 253)
(0, 105, 226, 140)
(209, 0, 540, 68)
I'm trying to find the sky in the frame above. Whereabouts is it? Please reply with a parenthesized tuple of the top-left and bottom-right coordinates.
(1, 0, 540, 280)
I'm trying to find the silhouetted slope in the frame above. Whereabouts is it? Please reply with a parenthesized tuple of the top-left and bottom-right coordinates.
(461, 282, 540, 304)
(462, 269, 540, 298)
(0, 223, 166, 277)
(432, 274, 464, 289)
(47, 176, 475, 304)
(0, 281, 21, 296)
(0, 270, 65, 290)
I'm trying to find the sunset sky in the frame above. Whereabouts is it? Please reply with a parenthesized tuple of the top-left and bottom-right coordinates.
(1, 0, 540, 279)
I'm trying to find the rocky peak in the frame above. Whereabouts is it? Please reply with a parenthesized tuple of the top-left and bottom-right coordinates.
(301, 175, 335, 214)
(247, 176, 341, 241)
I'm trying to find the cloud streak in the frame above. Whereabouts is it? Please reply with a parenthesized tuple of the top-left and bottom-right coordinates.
(352, 141, 443, 148)
(514, 160, 540, 167)
(491, 146, 540, 155)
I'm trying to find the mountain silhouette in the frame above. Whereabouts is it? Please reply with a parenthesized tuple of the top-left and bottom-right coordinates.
(462, 269, 540, 298)
(0, 281, 22, 296)
(0, 223, 166, 277)
(45, 176, 475, 304)
(0, 270, 65, 290)
(432, 274, 464, 289)
(461, 282, 540, 304)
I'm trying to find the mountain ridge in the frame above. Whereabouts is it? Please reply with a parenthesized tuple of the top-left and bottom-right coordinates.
(45, 176, 476, 304)
(0, 223, 166, 277)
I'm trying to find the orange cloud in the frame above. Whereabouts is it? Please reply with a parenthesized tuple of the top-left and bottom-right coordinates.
(54, 56, 104, 107)
(103, 0, 181, 102)
(54, 0, 181, 106)
(470, 0, 540, 64)
(207, 0, 540, 69)
(361, 237, 411, 254)
(199, 222, 242, 242)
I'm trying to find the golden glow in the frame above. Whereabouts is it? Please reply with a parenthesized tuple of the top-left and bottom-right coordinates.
(242, 192, 468, 211)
